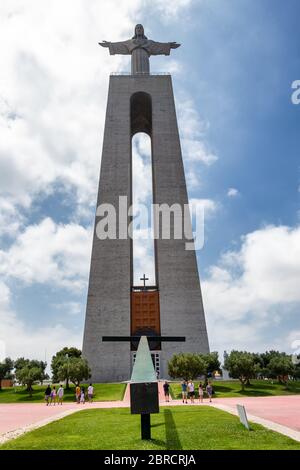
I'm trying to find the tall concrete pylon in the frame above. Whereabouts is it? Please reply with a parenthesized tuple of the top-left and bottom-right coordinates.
(82, 24, 209, 382)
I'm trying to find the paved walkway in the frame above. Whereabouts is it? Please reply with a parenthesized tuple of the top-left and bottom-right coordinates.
(0, 392, 299, 445)
(211, 395, 300, 432)
(0, 400, 130, 444)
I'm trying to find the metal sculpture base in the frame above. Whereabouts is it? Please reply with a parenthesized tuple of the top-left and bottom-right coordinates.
(141, 414, 151, 440)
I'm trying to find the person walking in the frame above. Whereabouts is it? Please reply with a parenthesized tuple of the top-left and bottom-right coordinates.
(45, 385, 51, 406)
(57, 384, 64, 405)
(181, 380, 188, 403)
(80, 386, 86, 404)
(206, 381, 213, 403)
(50, 386, 57, 405)
(87, 383, 94, 403)
(75, 384, 81, 404)
(163, 381, 170, 402)
(188, 380, 195, 404)
(198, 382, 204, 403)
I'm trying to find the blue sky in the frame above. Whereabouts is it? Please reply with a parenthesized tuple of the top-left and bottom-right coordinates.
(0, 0, 299, 365)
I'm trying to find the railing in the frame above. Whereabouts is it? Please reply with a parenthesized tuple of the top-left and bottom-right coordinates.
(110, 72, 171, 76)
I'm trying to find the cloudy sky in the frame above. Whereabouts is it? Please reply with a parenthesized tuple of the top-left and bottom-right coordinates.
(0, 0, 299, 366)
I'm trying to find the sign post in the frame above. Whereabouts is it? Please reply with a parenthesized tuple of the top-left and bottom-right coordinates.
(237, 404, 250, 430)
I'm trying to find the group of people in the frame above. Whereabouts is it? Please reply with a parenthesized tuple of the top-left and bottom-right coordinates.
(162, 380, 213, 403)
(44, 385, 64, 405)
(75, 384, 94, 404)
(44, 383, 94, 405)
(45, 380, 212, 405)
(181, 380, 213, 403)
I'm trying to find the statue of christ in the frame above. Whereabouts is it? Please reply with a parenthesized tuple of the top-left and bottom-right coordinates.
(99, 24, 180, 74)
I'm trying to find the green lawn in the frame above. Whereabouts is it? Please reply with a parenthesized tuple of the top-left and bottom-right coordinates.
(0, 383, 126, 403)
(1, 380, 299, 403)
(1, 406, 299, 450)
(170, 380, 300, 399)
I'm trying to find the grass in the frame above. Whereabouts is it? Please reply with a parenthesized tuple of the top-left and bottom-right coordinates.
(1, 406, 299, 450)
(0, 383, 126, 403)
(1, 379, 299, 403)
(170, 380, 300, 399)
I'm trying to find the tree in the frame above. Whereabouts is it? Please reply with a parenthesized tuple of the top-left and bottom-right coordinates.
(0, 357, 14, 390)
(258, 350, 282, 378)
(168, 353, 206, 381)
(51, 347, 82, 389)
(57, 357, 91, 387)
(269, 354, 294, 387)
(224, 351, 259, 390)
(293, 354, 300, 380)
(200, 352, 221, 384)
(14, 358, 47, 377)
(14, 357, 29, 372)
(15, 359, 47, 397)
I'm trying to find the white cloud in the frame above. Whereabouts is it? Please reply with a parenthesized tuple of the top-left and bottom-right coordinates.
(203, 224, 300, 354)
(0, 280, 82, 363)
(0, 0, 218, 359)
(0, 281, 12, 360)
(133, 229, 156, 285)
(288, 331, 300, 356)
(53, 301, 83, 316)
(178, 97, 218, 166)
(150, 0, 193, 20)
(0, 0, 200, 225)
(189, 198, 218, 218)
(0, 0, 209, 220)
(0, 218, 92, 290)
(175, 95, 218, 191)
(132, 133, 152, 206)
(0, 198, 24, 237)
(227, 187, 239, 197)
(164, 59, 183, 75)
(0, 1, 144, 218)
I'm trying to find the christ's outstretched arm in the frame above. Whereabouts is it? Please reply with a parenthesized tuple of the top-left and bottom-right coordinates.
(148, 41, 181, 56)
(99, 40, 130, 55)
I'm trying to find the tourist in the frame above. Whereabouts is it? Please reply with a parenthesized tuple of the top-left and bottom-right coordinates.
(206, 381, 213, 402)
(50, 386, 57, 405)
(87, 383, 94, 403)
(163, 381, 170, 402)
(198, 382, 204, 403)
(188, 380, 195, 404)
(57, 384, 64, 405)
(80, 386, 86, 404)
(181, 380, 188, 403)
(75, 384, 81, 404)
(45, 385, 51, 406)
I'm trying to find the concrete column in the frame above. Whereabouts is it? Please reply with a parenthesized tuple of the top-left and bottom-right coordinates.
(83, 75, 209, 383)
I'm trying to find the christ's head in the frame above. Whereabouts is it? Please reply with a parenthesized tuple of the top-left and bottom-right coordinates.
(133, 24, 147, 39)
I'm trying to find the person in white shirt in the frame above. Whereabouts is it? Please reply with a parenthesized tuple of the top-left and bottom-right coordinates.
(87, 383, 94, 403)
(57, 385, 64, 405)
(188, 380, 195, 404)
(198, 382, 204, 403)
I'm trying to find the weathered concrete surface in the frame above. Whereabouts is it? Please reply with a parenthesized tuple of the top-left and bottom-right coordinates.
(83, 75, 209, 382)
